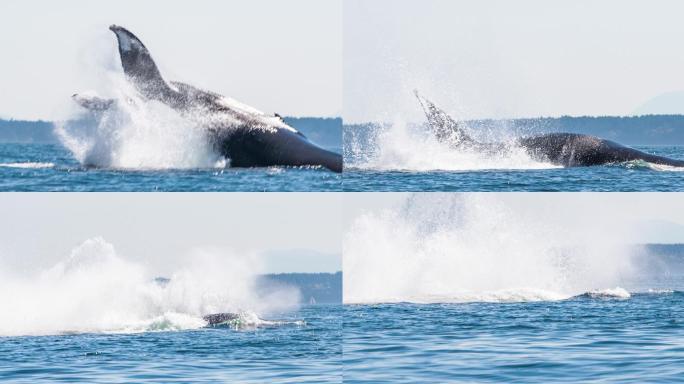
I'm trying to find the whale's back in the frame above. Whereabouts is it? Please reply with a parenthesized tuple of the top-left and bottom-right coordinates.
(520, 133, 684, 167)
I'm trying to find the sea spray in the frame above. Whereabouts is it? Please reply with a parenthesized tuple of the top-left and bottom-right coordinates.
(0, 237, 300, 336)
(343, 194, 637, 304)
(344, 118, 558, 171)
(56, 74, 225, 169)
(56, 32, 225, 170)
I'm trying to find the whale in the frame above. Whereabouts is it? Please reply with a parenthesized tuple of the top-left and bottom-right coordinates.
(202, 313, 240, 326)
(72, 25, 342, 173)
(414, 90, 684, 168)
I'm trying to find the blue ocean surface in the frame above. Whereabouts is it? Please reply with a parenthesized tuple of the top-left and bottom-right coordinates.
(0, 143, 341, 192)
(344, 293, 684, 383)
(0, 304, 341, 383)
(0, 117, 342, 191)
(344, 146, 684, 191)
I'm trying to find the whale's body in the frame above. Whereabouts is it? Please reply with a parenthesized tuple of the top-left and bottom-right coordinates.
(73, 25, 342, 172)
(517, 133, 684, 167)
(415, 91, 684, 168)
(202, 313, 240, 326)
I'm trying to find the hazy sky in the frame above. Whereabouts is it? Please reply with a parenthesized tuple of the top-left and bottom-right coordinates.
(344, 0, 684, 123)
(0, 0, 341, 121)
(343, 193, 684, 244)
(0, 193, 342, 275)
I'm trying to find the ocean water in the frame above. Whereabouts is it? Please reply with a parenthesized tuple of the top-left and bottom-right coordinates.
(0, 143, 341, 191)
(0, 237, 341, 382)
(343, 193, 684, 382)
(343, 145, 684, 191)
(0, 304, 342, 383)
(344, 292, 684, 383)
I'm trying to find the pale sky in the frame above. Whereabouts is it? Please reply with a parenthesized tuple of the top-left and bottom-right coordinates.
(343, 193, 684, 244)
(0, 193, 342, 275)
(344, 0, 684, 123)
(0, 0, 342, 121)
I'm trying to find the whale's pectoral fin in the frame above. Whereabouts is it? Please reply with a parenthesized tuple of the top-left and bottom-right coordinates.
(109, 25, 172, 101)
(414, 90, 475, 147)
(72, 93, 115, 111)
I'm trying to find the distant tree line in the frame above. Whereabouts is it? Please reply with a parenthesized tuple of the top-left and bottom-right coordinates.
(470, 115, 684, 145)
(0, 119, 56, 143)
(0, 117, 343, 149)
(344, 115, 684, 146)
(259, 272, 342, 304)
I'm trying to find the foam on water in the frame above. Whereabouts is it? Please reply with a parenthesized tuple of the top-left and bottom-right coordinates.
(0, 237, 300, 336)
(645, 288, 675, 294)
(0, 162, 55, 169)
(116, 311, 301, 334)
(354, 289, 570, 304)
(619, 159, 684, 172)
(352, 288, 642, 304)
(585, 287, 631, 299)
(344, 194, 638, 304)
(346, 119, 558, 171)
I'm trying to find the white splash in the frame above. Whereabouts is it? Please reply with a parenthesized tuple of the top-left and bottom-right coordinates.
(621, 160, 684, 172)
(359, 289, 570, 304)
(585, 287, 631, 299)
(0, 237, 300, 336)
(645, 288, 675, 294)
(0, 162, 55, 169)
(347, 119, 558, 171)
(344, 194, 637, 304)
(56, 71, 226, 170)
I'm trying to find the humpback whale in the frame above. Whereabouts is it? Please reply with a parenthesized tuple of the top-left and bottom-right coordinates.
(72, 25, 342, 173)
(203, 313, 240, 326)
(414, 91, 684, 168)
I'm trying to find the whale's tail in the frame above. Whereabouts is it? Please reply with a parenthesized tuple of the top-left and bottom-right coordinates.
(414, 90, 475, 148)
(109, 25, 174, 102)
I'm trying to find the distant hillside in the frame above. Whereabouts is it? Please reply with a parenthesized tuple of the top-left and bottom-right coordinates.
(260, 272, 342, 304)
(4, 115, 684, 146)
(632, 244, 684, 276)
(344, 115, 684, 146)
(471, 115, 684, 145)
(643, 243, 684, 265)
(644, 243, 684, 255)
(155, 272, 342, 305)
(0, 117, 342, 149)
(0, 119, 57, 143)
(284, 117, 342, 150)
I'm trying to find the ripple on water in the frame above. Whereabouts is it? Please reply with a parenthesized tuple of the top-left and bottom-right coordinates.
(344, 293, 684, 383)
(0, 143, 342, 191)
